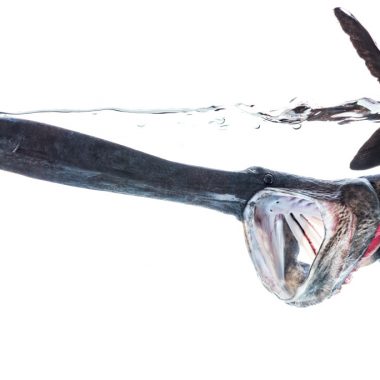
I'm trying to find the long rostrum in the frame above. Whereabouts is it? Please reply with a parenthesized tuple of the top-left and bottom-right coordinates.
(0, 117, 265, 218)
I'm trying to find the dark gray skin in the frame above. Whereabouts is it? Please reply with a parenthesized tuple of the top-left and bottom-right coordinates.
(0, 117, 380, 306)
(0, 117, 265, 219)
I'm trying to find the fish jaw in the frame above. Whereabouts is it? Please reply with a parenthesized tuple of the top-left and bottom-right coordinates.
(243, 177, 380, 307)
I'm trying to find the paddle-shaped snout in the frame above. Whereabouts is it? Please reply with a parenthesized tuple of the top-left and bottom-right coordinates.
(243, 169, 380, 307)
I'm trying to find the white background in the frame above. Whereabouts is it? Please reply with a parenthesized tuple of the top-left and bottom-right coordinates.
(0, 1, 380, 379)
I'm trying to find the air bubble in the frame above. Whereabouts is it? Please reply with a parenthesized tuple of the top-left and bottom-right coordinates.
(208, 117, 226, 126)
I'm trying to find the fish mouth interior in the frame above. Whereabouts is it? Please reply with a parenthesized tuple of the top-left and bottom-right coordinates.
(243, 189, 327, 301)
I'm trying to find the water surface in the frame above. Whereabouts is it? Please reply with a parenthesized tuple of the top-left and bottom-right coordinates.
(2, 97, 379, 179)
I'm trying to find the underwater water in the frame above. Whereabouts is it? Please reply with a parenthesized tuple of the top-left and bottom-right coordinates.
(1, 98, 379, 377)
(2, 98, 380, 379)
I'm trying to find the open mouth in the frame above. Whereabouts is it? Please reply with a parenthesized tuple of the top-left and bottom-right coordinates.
(243, 188, 353, 303)
(244, 188, 372, 305)
(242, 181, 380, 306)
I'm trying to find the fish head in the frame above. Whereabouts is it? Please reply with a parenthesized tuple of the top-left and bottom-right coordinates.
(243, 171, 380, 307)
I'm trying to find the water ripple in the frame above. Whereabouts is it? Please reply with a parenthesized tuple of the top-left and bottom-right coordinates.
(0, 97, 379, 128)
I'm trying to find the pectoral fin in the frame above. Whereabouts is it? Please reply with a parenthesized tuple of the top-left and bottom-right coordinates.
(351, 127, 380, 169)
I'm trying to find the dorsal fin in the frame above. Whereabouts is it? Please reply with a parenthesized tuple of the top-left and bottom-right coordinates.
(334, 8, 380, 170)
(334, 7, 380, 83)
